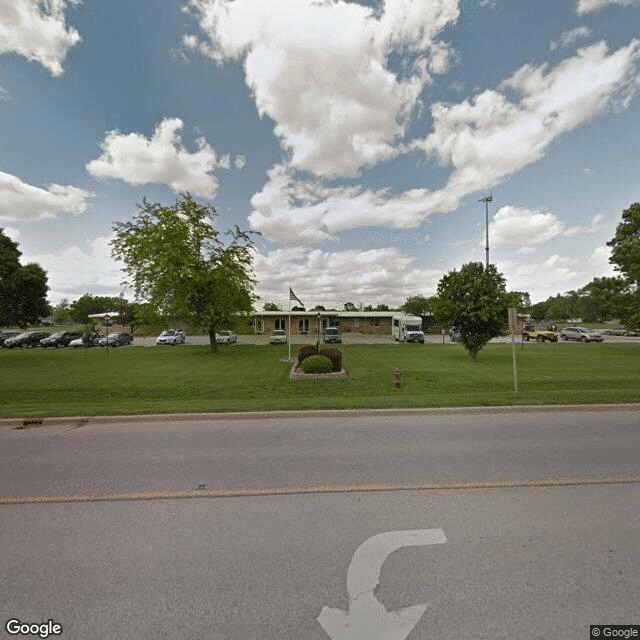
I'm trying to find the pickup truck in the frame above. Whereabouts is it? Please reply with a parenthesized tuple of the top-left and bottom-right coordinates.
(522, 324, 558, 342)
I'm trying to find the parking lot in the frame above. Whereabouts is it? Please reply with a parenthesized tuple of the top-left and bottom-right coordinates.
(134, 333, 640, 346)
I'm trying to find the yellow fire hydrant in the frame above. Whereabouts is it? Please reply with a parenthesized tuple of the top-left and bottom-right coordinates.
(393, 367, 402, 388)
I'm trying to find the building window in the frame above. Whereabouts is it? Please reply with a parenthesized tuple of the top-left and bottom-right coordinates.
(275, 317, 285, 331)
(299, 318, 309, 333)
(369, 318, 380, 327)
(349, 318, 360, 328)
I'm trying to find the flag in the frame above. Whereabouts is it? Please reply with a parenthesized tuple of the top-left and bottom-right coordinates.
(289, 288, 303, 306)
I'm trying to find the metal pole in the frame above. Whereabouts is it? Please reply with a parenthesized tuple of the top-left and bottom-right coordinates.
(479, 195, 492, 268)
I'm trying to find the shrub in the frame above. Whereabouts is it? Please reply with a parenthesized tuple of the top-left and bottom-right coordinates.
(297, 344, 318, 365)
(319, 347, 343, 372)
(301, 355, 333, 374)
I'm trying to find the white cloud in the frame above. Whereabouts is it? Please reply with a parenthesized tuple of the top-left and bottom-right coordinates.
(253, 245, 444, 309)
(498, 244, 618, 302)
(248, 164, 435, 245)
(415, 39, 640, 212)
(0, 171, 91, 221)
(187, 0, 459, 178)
(576, 0, 640, 15)
(564, 213, 604, 236)
(250, 39, 640, 245)
(23, 235, 125, 304)
(2, 226, 21, 241)
(86, 118, 228, 198)
(490, 205, 565, 247)
(0, 0, 81, 76)
(549, 27, 592, 51)
(234, 155, 246, 170)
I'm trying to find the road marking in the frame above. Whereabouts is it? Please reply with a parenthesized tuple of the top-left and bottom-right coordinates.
(1, 476, 639, 505)
(318, 529, 447, 640)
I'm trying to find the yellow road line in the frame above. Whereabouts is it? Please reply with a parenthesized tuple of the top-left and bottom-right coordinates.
(2, 477, 640, 505)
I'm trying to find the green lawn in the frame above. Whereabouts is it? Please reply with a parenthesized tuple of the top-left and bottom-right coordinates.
(1, 342, 639, 418)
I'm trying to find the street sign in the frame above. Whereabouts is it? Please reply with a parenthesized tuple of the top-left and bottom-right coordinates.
(318, 529, 447, 640)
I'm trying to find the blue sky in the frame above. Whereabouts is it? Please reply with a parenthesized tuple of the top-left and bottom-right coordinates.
(1, 0, 639, 309)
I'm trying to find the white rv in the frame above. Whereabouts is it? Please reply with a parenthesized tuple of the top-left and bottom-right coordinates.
(392, 315, 425, 343)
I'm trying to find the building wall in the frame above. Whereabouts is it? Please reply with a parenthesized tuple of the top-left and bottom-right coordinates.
(250, 314, 393, 335)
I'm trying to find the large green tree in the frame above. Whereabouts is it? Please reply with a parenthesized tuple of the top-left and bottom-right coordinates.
(401, 295, 432, 317)
(432, 262, 509, 360)
(0, 228, 49, 327)
(111, 195, 258, 351)
(607, 202, 640, 285)
(606, 203, 640, 330)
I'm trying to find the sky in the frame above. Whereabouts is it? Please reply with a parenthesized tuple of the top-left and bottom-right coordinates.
(1, 0, 639, 310)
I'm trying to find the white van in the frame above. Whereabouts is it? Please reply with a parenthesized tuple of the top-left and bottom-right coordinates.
(392, 315, 425, 343)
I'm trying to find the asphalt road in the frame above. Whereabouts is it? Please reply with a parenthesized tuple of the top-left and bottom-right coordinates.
(1, 408, 639, 639)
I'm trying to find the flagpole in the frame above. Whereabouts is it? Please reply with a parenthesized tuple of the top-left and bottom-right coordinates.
(288, 287, 291, 360)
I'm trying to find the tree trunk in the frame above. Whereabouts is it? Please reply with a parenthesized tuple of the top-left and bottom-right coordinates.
(208, 320, 218, 352)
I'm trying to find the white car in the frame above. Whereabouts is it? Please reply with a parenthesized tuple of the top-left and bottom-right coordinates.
(155, 329, 186, 345)
(215, 330, 237, 344)
(269, 330, 287, 344)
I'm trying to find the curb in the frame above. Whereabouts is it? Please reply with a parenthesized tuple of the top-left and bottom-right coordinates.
(1, 403, 639, 430)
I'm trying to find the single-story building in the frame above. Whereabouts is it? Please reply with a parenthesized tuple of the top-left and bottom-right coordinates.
(248, 311, 395, 336)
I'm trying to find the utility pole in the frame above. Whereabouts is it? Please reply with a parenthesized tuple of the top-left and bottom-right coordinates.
(479, 195, 493, 268)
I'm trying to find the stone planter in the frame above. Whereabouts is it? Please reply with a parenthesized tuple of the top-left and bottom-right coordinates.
(289, 362, 347, 380)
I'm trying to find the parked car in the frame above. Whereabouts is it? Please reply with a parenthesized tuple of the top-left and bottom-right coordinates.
(4, 330, 50, 348)
(155, 329, 186, 345)
(0, 330, 20, 347)
(449, 328, 461, 342)
(625, 328, 640, 337)
(98, 332, 134, 347)
(40, 331, 82, 348)
(603, 327, 628, 336)
(215, 330, 237, 344)
(323, 327, 342, 344)
(559, 327, 604, 342)
(269, 329, 287, 344)
(69, 334, 101, 348)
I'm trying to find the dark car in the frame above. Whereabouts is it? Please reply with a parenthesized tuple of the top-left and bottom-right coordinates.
(98, 332, 134, 347)
(40, 331, 82, 348)
(323, 327, 342, 343)
(4, 330, 50, 348)
(0, 330, 21, 347)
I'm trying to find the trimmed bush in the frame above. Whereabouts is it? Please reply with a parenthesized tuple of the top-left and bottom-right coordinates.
(301, 355, 333, 374)
(297, 344, 318, 365)
(319, 347, 343, 372)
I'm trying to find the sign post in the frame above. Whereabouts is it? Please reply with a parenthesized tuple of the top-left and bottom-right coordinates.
(508, 308, 518, 399)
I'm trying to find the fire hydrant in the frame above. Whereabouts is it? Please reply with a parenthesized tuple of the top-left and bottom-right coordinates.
(393, 367, 402, 388)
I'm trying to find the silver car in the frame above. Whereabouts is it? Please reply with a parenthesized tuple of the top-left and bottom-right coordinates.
(559, 327, 604, 342)
(215, 330, 237, 344)
(156, 329, 186, 345)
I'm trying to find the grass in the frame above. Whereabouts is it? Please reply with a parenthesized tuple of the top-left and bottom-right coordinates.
(1, 342, 639, 418)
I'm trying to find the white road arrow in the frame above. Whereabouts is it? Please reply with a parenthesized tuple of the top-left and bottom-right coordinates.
(318, 529, 447, 640)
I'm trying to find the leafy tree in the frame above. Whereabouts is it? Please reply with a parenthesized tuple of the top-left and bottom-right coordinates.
(291, 305, 306, 311)
(311, 305, 326, 311)
(607, 202, 640, 285)
(401, 295, 432, 317)
(263, 302, 281, 311)
(432, 262, 509, 360)
(0, 228, 49, 327)
(343, 301, 357, 311)
(111, 195, 259, 351)
(52, 299, 72, 325)
(375, 303, 390, 311)
(70, 294, 127, 324)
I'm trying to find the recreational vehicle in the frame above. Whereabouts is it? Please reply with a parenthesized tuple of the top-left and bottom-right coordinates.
(391, 315, 425, 343)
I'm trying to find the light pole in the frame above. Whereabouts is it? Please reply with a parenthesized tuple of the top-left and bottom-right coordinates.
(479, 194, 492, 268)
